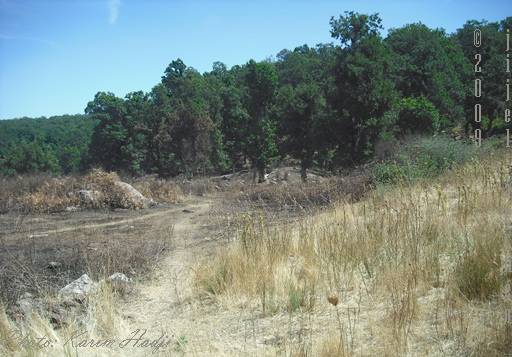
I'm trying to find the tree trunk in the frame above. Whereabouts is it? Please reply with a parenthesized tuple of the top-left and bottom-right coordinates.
(251, 167, 257, 184)
(257, 165, 265, 183)
(300, 160, 308, 183)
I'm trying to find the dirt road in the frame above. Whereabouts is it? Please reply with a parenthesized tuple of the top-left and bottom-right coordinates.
(114, 197, 230, 356)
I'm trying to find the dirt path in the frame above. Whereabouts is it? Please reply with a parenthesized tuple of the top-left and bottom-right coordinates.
(112, 197, 326, 357)
(26, 205, 204, 236)
(115, 197, 224, 355)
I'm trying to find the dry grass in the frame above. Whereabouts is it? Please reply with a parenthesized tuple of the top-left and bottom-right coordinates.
(2, 152, 511, 355)
(0, 210, 174, 309)
(0, 174, 82, 213)
(195, 152, 512, 355)
(227, 174, 371, 216)
(0, 281, 128, 357)
(0, 169, 182, 213)
(131, 175, 182, 203)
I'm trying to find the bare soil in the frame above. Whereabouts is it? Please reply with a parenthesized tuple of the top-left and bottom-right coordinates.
(0, 199, 219, 308)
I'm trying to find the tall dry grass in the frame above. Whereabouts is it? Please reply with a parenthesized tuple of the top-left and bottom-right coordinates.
(0, 281, 128, 357)
(0, 169, 182, 213)
(233, 174, 371, 214)
(195, 152, 512, 355)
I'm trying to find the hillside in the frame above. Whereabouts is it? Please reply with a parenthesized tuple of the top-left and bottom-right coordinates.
(0, 115, 95, 175)
(1, 148, 510, 356)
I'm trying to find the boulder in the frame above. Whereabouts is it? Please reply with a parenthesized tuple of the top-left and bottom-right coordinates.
(59, 274, 97, 303)
(113, 181, 152, 209)
(16, 292, 45, 316)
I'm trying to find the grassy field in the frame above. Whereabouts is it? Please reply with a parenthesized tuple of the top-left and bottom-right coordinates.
(0, 146, 511, 356)
(194, 151, 512, 355)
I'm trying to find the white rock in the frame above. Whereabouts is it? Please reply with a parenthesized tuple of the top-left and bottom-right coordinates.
(108, 272, 131, 283)
(113, 181, 151, 209)
(108, 272, 132, 292)
(16, 292, 44, 316)
(47, 261, 62, 270)
(59, 274, 97, 302)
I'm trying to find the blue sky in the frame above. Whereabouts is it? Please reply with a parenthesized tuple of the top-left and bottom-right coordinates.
(0, 0, 510, 119)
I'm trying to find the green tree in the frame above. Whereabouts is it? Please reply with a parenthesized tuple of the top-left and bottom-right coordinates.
(275, 45, 328, 181)
(0, 139, 60, 175)
(161, 59, 214, 176)
(241, 60, 278, 182)
(386, 23, 468, 128)
(454, 18, 511, 135)
(149, 83, 182, 176)
(331, 12, 397, 162)
(0, 115, 94, 175)
(330, 11, 383, 48)
(276, 83, 326, 181)
(85, 91, 128, 172)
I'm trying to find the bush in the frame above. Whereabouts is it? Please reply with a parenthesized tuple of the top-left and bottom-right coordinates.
(372, 135, 478, 184)
(0, 169, 181, 213)
(238, 174, 371, 212)
(372, 161, 405, 184)
(397, 97, 442, 134)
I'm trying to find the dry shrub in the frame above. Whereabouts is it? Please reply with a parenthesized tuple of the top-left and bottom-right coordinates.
(131, 175, 182, 203)
(84, 169, 181, 208)
(82, 169, 127, 209)
(237, 174, 371, 212)
(0, 168, 182, 213)
(177, 176, 216, 196)
(0, 175, 82, 213)
(84, 168, 120, 190)
(18, 178, 80, 213)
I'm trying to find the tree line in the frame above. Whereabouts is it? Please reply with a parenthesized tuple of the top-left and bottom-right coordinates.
(0, 115, 94, 176)
(1, 12, 511, 181)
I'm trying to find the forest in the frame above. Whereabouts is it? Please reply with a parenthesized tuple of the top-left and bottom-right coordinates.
(1, 12, 511, 181)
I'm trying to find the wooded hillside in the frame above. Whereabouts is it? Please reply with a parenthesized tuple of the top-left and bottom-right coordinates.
(1, 12, 510, 179)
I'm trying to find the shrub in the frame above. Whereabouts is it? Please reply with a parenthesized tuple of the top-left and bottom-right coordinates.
(397, 97, 442, 134)
(237, 174, 371, 212)
(0, 169, 181, 213)
(372, 161, 405, 184)
(373, 135, 478, 184)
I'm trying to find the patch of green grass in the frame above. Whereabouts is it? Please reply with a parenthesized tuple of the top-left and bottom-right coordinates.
(372, 135, 479, 185)
(287, 284, 303, 313)
(174, 335, 188, 354)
